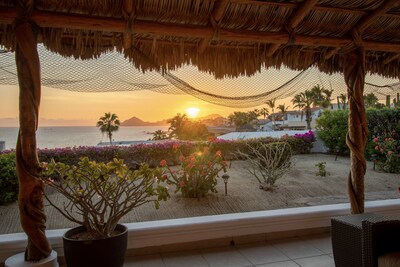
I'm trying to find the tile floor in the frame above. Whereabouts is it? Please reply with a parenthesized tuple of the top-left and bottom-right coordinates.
(124, 233, 335, 267)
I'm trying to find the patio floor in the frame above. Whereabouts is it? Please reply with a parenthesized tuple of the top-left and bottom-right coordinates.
(84, 233, 334, 267)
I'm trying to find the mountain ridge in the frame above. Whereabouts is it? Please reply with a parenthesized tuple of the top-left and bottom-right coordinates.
(121, 114, 225, 126)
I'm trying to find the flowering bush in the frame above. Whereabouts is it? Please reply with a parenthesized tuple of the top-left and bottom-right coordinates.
(372, 137, 400, 173)
(293, 130, 316, 143)
(160, 144, 227, 198)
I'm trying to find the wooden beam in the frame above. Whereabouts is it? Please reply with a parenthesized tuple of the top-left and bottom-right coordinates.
(265, 0, 318, 56)
(355, 0, 399, 33)
(198, 0, 230, 54)
(323, 47, 340, 60)
(1, 8, 400, 53)
(287, 0, 319, 29)
(383, 53, 400, 64)
(122, 0, 135, 49)
(232, 0, 400, 18)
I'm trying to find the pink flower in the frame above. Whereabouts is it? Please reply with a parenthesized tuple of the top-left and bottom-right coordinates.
(374, 146, 380, 150)
(373, 137, 379, 143)
(160, 160, 167, 167)
(388, 151, 393, 156)
(380, 148, 384, 153)
(215, 151, 222, 157)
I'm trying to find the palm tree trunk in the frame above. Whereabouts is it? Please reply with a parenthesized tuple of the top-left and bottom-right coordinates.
(108, 132, 112, 145)
(305, 108, 311, 130)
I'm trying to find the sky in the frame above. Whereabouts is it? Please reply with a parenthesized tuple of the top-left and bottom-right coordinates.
(0, 84, 257, 127)
(0, 62, 398, 127)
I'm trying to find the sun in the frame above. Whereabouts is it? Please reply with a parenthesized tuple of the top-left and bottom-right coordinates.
(186, 107, 200, 118)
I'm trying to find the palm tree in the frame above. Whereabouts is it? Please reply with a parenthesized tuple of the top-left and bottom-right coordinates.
(340, 94, 347, 110)
(96, 112, 121, 144)
(310, 84, 333, 108)
(292, 94, 305, 121)
(292, 91, 314, 129)
(266, 98, 276, 130)
(151, 130, 169, 140)
(363, 93, 379, 108)
(277, 104, 289, 120)
(292, 85, 333, 130)
(259, 107, 269, 119)
(167, 113, 188, 139)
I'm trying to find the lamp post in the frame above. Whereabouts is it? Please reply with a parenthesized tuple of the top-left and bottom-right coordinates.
(221, 174, 230, 196)
(370, 154, 377, 171)
(335, 146, 340, 161)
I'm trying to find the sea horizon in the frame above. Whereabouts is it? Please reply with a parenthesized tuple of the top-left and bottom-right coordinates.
(0, 125, 169, 150)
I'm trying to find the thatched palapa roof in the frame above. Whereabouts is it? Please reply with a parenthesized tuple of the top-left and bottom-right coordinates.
(0, 0, 399, 262)
(0, 0, 399, 79)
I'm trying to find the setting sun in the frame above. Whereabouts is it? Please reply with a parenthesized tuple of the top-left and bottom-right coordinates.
(186, 107, 200, 118)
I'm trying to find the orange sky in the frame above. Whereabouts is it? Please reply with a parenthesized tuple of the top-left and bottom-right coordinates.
(0, 84, 262, 127)
(0, 65, 398, 127)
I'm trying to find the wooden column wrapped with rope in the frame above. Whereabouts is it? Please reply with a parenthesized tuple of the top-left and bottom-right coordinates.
(14, 0, 51, 261)
(342, 31, 368, 214)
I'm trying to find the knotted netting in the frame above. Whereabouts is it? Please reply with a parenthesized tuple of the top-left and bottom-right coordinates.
(1, 45, 399, 108)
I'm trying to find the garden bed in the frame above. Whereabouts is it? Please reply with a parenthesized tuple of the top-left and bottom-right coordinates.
(0, 153, 398, 234)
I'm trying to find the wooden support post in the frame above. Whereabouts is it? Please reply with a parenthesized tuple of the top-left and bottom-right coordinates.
(14, 1, 51, 261)
(342, 45, 367, 214)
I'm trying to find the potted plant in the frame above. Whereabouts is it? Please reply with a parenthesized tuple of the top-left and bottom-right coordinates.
(41, 157, 169, 267)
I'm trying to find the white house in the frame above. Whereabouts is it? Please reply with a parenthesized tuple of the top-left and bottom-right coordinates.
(258, 107, 324, 131)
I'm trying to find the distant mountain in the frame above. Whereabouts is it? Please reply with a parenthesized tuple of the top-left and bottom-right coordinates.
(121, 116, 169, 126)
(121, 114, 226, 127)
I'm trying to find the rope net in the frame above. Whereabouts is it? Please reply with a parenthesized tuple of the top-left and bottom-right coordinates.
(1, 45, 399, 108)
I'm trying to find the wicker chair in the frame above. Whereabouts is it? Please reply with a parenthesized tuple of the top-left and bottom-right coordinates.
(331, 214, 400, 267)
(362, 219, 400, 267)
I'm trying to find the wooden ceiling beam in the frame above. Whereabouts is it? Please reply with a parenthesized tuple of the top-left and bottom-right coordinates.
(265, 0, 318, 57)
(383, 53, 400, 64)
(1, 8, 399, 53)
(198, 0, 230, 54)
(122, 0, 135, 49)
(354, 0, 399, 34)
(231, 0, 400, 18)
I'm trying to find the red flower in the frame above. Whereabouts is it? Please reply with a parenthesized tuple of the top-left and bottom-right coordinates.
(179, 181, 186, 188)
(172, 143, 179, 150)
(161, 174, 168, 181)
(215, 151, 222, 157)
(160, 160, 167, 167)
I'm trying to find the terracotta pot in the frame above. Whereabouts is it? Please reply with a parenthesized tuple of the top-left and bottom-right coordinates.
(63, 224, 128, 267)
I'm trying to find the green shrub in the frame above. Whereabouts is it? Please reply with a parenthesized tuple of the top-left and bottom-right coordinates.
(0, 153, 18, 205)
(315, 110, 348, 155)
(315, 162, 329, 177)
(316, 108, 400, 159)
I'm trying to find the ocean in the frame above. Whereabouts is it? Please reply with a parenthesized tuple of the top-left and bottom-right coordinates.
(0, 126, 169, 150)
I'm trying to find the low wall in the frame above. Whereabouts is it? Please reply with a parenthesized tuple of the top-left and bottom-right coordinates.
(1, 199, 399, 264)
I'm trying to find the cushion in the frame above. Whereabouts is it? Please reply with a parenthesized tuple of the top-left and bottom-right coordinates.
(378, 251, 400, 267)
